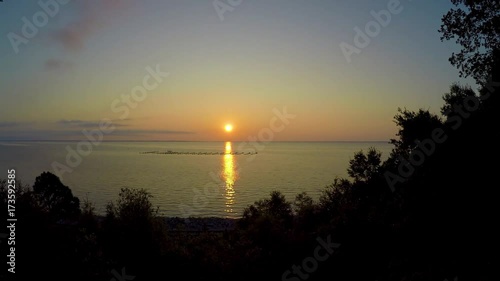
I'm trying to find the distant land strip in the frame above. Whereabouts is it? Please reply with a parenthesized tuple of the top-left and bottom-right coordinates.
(140, 150, 258, 155)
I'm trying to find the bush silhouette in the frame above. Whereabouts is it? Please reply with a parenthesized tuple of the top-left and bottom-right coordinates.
(347, 147, 382, 183)
(102, 188, 168, 276)
(32, 171, 80, 220)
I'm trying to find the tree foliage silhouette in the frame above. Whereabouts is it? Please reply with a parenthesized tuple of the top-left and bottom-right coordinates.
(347, 147, 382, 183)
(32, 171, 80, 220)
(441, 83, 480, 116)
(390, 108, 443, 154)
(439, 0, 500, 83)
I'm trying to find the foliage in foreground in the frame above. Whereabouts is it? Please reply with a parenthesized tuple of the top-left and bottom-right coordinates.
(1, 1, 499, 279)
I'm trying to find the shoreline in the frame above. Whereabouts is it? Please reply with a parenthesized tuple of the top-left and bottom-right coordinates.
(163, 217, 238, 232)
(90, 216, 239, 232)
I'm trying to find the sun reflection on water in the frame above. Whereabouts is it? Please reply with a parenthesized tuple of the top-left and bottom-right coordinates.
(222, 141, 236, 214)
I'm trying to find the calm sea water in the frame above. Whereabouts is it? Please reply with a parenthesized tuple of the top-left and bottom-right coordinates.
(0, 141, 392, 218)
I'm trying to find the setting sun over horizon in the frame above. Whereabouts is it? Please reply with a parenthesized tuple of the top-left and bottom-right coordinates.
(0, 1, 475, 142)
(1, 1, 497, 279)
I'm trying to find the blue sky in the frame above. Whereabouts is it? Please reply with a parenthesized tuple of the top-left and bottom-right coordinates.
(0, 0, 475, 141)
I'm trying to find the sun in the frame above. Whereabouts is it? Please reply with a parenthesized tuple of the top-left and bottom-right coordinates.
(224, 124, 233, 132)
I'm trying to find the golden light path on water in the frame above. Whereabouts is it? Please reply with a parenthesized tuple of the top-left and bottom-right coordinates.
(222, 141, 237, 214)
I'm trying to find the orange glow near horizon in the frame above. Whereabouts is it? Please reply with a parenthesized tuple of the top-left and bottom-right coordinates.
(224, 124, 233, 132)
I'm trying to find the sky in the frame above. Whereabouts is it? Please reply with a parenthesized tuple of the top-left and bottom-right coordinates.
(0, 0, 476, 141)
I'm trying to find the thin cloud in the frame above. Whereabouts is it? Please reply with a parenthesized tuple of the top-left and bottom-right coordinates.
(57, 119, 128, 128)
(0, 122, 18, 128)
(52, 0, 133, 52)
(0, 122, 33, 128)
(0, 128, 195, 141)
(57, 119, 91, 126)
(110, 129, 195, 136)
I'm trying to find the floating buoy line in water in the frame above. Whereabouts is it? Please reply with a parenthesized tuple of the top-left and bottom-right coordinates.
(139, 150, 258, 155)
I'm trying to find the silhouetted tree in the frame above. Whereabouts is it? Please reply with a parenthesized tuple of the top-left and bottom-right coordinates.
(32, 171, 80, 220)
(106, 187, 159, 222)
(347, 147, 382, 183)
(441, 83, 480, 116)
(292, 192, 318, 231)
(439, 0, 500, 84)
(102, 188, 168, 276)
(293, 192, 314, 214)
(241, 191, 293, 226)
(388, 108, 443, 161)
(318, 177, 352, 216)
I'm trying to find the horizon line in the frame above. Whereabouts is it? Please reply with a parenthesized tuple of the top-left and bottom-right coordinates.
(0, 139, 391, 143)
